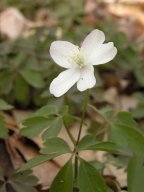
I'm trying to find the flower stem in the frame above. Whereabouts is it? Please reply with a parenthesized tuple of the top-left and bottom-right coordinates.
(76, 90, 90, 145)
(63, 118, 76, 145)
(74, 90, 90, 182)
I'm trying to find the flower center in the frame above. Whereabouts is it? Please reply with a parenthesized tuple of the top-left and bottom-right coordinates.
(71, 53, 85, 68)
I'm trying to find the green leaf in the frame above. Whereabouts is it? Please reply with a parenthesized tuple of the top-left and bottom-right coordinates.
(40, 137, 71, 154)
(0, 170, 38, 192)
(78, 159, 107, 192)
(10, 182, 37, 192)
(21, 117, 52, 137)
(77, 135, 97, 150)
(9, 171, 38, 192)
(0, 99, 13, 110)
(42, 117, 63, 140)
(63, 114, 80, 127)
(20, 69, 44, 88)
(84, 142, 123, 153)
(107, 188, 113, 192)
(11, 171, 38, 186)
(33, 104, 58, 117)
(0, 116, 8, 139)
(19, 154, 60, 172)
(89, 161, 104, 170)
(77, 135, 123, 154)
(107, 155, 129, 168)
(14, 75, 30, 105)
(88, 104, 113, 121)
(50, 160, 73, 192)
(132, 93, 144, 118)
(59, 105, 69, 116)
(116, 112, 137, 128)
(0, 71, 14, 95)
(128, 155, 144, 192)
(97, 106, 114, 120)
(132, 105, 144, 119)
(110, 124, 144, 155)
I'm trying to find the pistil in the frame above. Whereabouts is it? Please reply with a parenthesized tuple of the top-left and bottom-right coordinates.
(71, 53, 85, 68)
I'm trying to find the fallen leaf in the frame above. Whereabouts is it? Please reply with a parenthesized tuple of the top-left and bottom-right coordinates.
(6, 134, 59, 189)
(104, 164, 127, 187)
(0, 7, 30, 40)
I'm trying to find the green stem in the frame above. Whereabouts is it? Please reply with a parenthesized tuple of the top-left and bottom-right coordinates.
(63, 118, 76, 145)
(74, 90, 90, 182)
(74, 152, 79, 184)
(76, 91, 89, 145)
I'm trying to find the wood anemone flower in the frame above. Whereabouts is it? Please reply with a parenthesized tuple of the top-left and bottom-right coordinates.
(49, 29, 117, 97)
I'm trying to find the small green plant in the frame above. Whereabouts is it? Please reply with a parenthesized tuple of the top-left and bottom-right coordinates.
(17, 30, 144, 192)
(0, 170, 38, 192)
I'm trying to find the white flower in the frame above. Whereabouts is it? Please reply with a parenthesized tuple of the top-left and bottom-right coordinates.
(49, 29, 117, 97)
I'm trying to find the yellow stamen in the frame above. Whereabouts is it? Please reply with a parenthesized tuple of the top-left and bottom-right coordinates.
(71, 53, 84, 68)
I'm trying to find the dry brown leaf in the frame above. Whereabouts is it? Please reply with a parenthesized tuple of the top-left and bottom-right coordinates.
(0, 8, 31, 40)
(12, 109, 32, 126)
(0, 7, 58, 40)
(85, 0, 97, 13)
(6, 136, 25, 169)
(6, 134, 59, 189)
(93, 1, 144, 39)
(84, 0, 110, 25)
(35, 8, 58, 27)
(104, 164, 127, 187)
(103, 87, 119, 106)
(0, 140, 14, 177)
(103, 87, 138, 111)
(119, 95, 138, 111)
(0, 111, 17, 132)
(108, 3, 144, 26)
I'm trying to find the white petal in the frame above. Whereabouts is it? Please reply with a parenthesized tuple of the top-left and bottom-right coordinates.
(50, 68, 80, 97)
(50, 41, 79, 68)
(77, 65, 96, 91)
(80, 29, 105, 57)
(90, 42, 117, 65)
